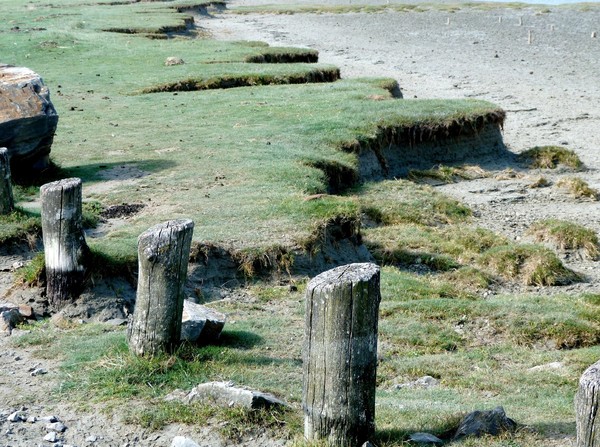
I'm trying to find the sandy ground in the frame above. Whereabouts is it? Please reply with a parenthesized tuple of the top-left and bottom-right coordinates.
(2, 3, 600, 446)
(202, 2, 600, 293)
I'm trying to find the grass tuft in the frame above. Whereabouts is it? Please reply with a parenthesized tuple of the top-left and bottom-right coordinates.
(527, 219, 599, 259)
(519, 145, 584, 170)
(479, 244, 580, 286)
(557, 177, 599, 200)
(528, 176, 551, 188)
(0, 208, 41, 245)
(408, 164, 488, 184)
(14, 252, 46, 286)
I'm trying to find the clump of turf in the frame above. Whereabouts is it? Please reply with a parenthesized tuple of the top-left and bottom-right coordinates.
(557, 177, 599, 200)
(528, 219, 599, 260)
(408, 165, 488, 184)
(519, 145, 584, 170)
(478, 244, 580, 286)
(528, 176, 551, 188)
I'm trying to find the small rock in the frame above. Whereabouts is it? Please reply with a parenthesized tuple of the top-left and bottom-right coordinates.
(46, 422, 67, 432)
(187, 381, 288, 409)
(361, 442, 376, 447)
(415, 376, 439, 388)
(171, 436, 200, 447)
(528, 361, 563, 372)
(86, 434, 98, 442)
(41, 415, 59, 423)
(395, 375, 440, 390)
(180, 300, 226, 344)
(18, 304, 35, 319)
(44, 431, 59, 442)
(11, 261, 24, 270)
(30, 367, 48, 376)
(165, 57, 185, 66)
(408, 432, 444, 445)
(454, 406, 517, 440)
(7, 411, 23, 422)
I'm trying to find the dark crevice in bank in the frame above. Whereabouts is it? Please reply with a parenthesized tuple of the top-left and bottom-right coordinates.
(140, 68, 341, 93)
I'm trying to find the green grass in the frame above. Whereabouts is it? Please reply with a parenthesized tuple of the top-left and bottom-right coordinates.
(0, 208, 41, 245)
(3, 2, 592, 445)
(2, 0, 502, 263)
(12, 267, 600, 445)
(528, 219, 600, 260)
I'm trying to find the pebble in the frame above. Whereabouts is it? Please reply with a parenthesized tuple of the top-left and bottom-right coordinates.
(8, 411, 23, 422)
(41, 415, 59, 423)
(46, 421, 67, 432)
(44, 431, 59, 442)
(171, 436, 200, 447)
(30, 367, 48, 376)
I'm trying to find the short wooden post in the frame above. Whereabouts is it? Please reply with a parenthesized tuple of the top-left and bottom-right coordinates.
(576, 360, 600, 447)
(128, 219, 194, 357)
(41, 178, 89, 308)
(0, 148, 14, 214)
(303, 263, 381, 447)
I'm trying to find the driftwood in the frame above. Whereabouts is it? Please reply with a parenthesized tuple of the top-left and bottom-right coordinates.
(576, 360, 600, 447)
(303, 263, 381, 447)
(40, 178, 89, 308)
(0, 148, 14, 214)
(128, 219, 194, 356)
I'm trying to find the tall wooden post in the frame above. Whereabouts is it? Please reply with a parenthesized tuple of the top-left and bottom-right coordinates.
(576, 360, 600, 447)
(0, 148, 14, 214)
(40, 178, 89, 308)
(303, 263, 381, 447)
(128, 219, 194, 357)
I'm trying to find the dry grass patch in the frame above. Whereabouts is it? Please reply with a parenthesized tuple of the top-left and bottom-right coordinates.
(528, 219, 599, 260)
(528, 176, 551, 188)
(408, 164, 488, 184)
(557, 177, 599, 200)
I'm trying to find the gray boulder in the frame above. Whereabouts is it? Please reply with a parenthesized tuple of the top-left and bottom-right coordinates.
(454, 406, 517, 440)
(187, 381, 288, 409)
(0, 64, 58, 172)
(180, 300, 226, 344)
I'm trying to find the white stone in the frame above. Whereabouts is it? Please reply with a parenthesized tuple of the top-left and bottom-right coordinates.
(44, 431, 58, 442)
(171, 436, 200, 447)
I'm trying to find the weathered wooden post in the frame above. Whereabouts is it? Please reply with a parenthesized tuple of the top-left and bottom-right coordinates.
(303, 263, 381, 447)
(40, 178, 89, 308)
(0, 148, 14, 214)
(576, 360, 600, 447)
(128, 219, 194, 357)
